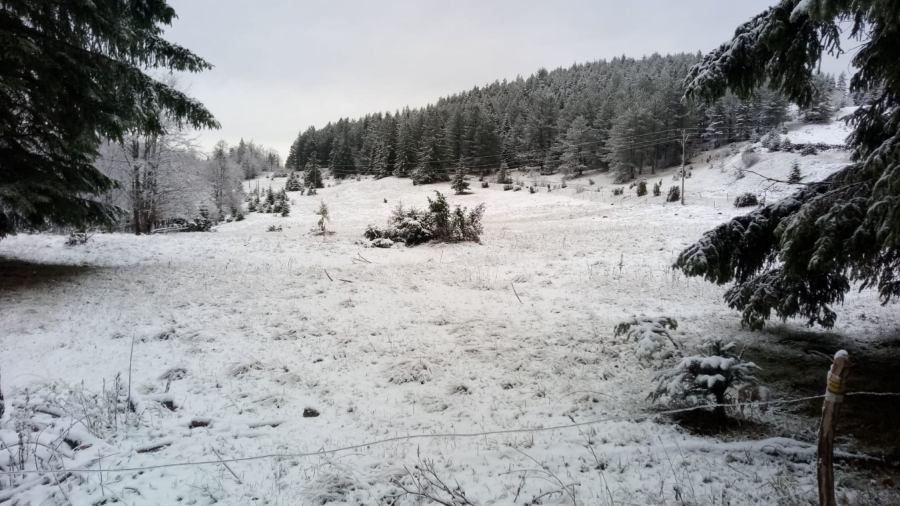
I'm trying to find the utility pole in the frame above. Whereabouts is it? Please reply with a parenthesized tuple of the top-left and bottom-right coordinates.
(678, 129, 689, 205)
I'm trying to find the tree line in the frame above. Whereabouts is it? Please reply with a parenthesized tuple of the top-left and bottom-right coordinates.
(285, 53, 846, 185)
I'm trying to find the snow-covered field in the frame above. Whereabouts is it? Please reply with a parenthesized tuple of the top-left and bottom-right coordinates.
(2, 117, 898, 505)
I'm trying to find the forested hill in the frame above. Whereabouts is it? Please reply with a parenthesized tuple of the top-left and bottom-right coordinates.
(285, 52, 833, 184)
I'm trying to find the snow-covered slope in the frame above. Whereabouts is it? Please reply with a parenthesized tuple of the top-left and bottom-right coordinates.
(1, 118, 896, 505)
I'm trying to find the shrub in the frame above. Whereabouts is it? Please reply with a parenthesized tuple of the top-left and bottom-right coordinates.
(65, 231, 90, 246)
(529, 186, 536, 194)
(741, 147, 760, 168)
(481, 181, 489, 188)
(666, 185, 680, 203)
(614, 316, 680, 362)
(371, 238, 394, 248)
(503, 184, 513, 191)
(187, 207, 214, 231)
(588, 178, 595, 185)
(267, 225, 282, 232)
(733, 192, 759, 208)
(362, 192, 485, 246)
(780, 137, 793, 152)
(800, 143, 818, 156)
(636, 180, 648, 196)
(650, 338, 759, 422)
(612, 187, 624, 196)
(652, 181, 661, 197)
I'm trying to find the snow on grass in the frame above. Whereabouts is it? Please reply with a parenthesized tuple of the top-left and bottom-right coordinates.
(1, 123, 898, 505)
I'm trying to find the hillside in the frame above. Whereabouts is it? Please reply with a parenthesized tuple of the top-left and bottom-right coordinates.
(2, 114, 898, 505)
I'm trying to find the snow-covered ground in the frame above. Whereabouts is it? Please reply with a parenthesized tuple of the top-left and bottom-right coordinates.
(2, 117, 898, 505)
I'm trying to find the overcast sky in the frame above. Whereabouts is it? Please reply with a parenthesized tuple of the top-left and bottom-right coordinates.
(164, 0, 852, 159)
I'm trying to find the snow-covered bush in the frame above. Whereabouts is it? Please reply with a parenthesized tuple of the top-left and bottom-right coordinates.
(650, 338, 759, 421)
(612, 187, 624, 196)
(761, 130, 782, 151)
(733, 192, 759, 208)
(613, 315, 680, 361)
(741, 147, 760, 168)
(385, 358, 433, 384)
(780, 137, 793, 152)
(503, 184, 513, 191)
(64, 231, 90, 246)
(800, 143, 818, 156)
(652, 181, 661, 197)
(370, 238, 394, 248)
(362, 193, 485, 247)
(267, 224, 282, 232)
(666, 185, 680, 202)
(636, 179, 648, 196)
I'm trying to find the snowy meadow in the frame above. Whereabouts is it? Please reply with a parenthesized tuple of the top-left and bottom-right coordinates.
(1, 120, 899, 505)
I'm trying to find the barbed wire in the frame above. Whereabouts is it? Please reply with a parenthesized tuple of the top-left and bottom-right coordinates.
(2, 391, 896, 477)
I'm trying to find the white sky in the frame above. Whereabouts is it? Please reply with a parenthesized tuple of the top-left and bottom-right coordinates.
(164, 0, 853, 159)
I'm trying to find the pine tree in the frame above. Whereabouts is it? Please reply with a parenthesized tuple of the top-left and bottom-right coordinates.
(304, 157, 324, 189)
(394, 117, 416, 177)
(0, 0, 218, 238)
(315, 200, 330, 232)
(802, 73, 836, 123)
(678, 0, 900, 330)
(451, 161, 470, 195)
(788, 161, 802, 183)
(496, 162, 512, 185)
(559, 115, 595, 176)
(411, 111, 450, 184)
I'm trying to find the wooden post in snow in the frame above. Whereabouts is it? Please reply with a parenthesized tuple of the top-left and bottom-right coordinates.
(817, 350, 849, 506)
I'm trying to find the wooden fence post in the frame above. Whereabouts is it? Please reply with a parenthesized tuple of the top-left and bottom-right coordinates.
(817, 350, 850, 506)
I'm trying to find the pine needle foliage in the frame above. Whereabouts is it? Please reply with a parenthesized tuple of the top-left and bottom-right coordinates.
(677, 0, 900, 329)
(0, 0, 219, 237)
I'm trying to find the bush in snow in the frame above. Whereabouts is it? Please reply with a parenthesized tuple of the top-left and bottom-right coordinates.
(780, 137, 793, 152)
(267, 224, 282, 232)
(761, 130, 781, 151)
(613, 315, 680, 361)
(733, 192, 759, 208)
(800, 143, 818, 156)
(481, 181, 489, 188)
(64, 230, 91, 246)
(364, 193, 485, 247)
(503, 184, 513, 191)
(788, 161, 803, 183)
(652, 181, 661, 197)
(187, 206, 214, 231)
(612, 187, 624, 196)
(370, 238, 394, 248)
(741, 147, 760, 168)
(636, 179, 648, 196)
(666, 185, 680, 202)
(649, 338, 759, 422)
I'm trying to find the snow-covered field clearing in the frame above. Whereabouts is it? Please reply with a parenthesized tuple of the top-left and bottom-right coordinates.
(2, 118, 899, 505)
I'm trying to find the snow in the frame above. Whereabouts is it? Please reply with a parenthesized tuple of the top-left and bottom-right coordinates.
(1, 121, 898, 505)
(782, 107, 856, 145)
